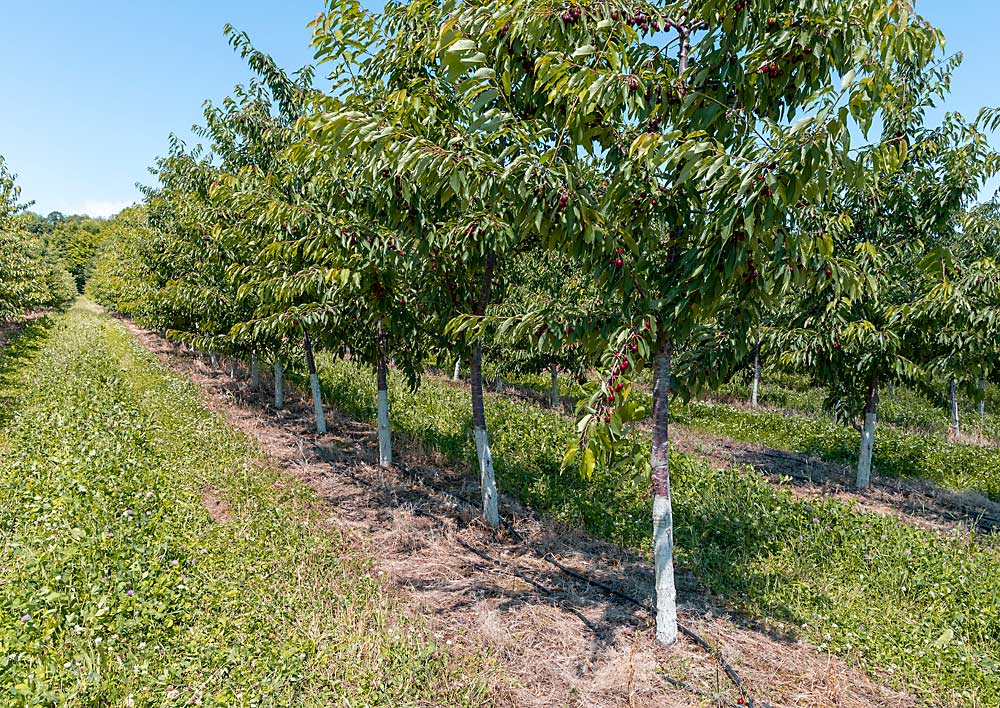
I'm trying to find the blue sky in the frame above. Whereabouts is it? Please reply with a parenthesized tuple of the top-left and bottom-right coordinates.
(0, 0, 996, 217)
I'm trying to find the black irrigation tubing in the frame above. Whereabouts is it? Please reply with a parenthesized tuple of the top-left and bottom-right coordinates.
(176, 348, 770, 708)
(311, 447, 600, 635)
(356, 457, 774, 708)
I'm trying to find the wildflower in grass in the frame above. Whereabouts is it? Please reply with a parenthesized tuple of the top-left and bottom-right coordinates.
(20, 614, 30, 622)
(127, 589, 134, 596)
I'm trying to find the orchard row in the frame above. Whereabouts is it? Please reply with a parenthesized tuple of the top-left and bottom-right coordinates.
(86, 0, 1000, 646)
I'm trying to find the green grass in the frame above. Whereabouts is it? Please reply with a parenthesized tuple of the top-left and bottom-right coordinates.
(317, 355, 1000, 708)
(0, 303, 492, 707)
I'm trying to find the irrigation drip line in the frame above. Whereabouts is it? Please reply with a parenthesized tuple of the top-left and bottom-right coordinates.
(390, 461, 771, 708)
(311, 448, 600, 634)
(170, 347, 772, 708)
(316, 440, 772, 708)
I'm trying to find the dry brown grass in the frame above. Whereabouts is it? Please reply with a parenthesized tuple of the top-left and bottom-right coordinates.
(123, 320, 923, 708)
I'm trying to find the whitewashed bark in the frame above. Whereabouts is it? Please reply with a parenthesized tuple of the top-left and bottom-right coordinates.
(210, 352, 219, 369)
(376, 332, 392, 466)
(453, 359, 461, 381)
(474, 426, 499, 529)
(229, 360, 237, 378)
(856, 383, 878, 489)
(471, 341, 499, 529)
(250, 352, 260, 389)
(750, 340, 761, 408)
(495, 375, 504, 393)
(550, 359, 559, 408)
(978, 378, 986, 416)
(887, 380, 895, 399)
(651, 339, 677, 645)
(274, 362, 284, 410)
(377, 390, 392, 465)
(949, 376, 960, 436)
(304, 334, 326, 435)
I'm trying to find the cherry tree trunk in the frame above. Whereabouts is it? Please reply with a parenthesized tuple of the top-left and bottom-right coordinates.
(250, 351, 260, 389)
(471, 342, 499, 529)
(210, 352, 219, 369)
(273, 361, 284, 410)
(949, 376, 960, 436)
(887, 380, 895, 399)
(650, 338, 677, 645)
(470, 253, 499, 529)
(453, 359, 461, 381)
(304, 333, 326, 434)
(377, 325, 392, 466)
(978, 378, 986, 416)
(750, 339, 762, 409)
(856, 380, 879, 489)
(550, 359, 559, 409)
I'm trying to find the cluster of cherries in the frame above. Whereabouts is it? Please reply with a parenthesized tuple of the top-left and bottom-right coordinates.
(597, 327, 649, 423)
(610, 247, 625, 269)
(560, 6, 584, 24)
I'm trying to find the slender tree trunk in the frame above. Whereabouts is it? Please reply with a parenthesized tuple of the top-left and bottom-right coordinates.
(750, 339, 762, 408)
(210, 352, 219, 369)
(978, 378, 986, 416)
(471, 342, 499, 529)
(274, 361, 284, 410)
(856, 380, 879, 489)
(495, 374, 504, 393)
(376, 322, 392, 466)
(453, 359, 461, 381)
(550, 359, 559, 408)
(250, 351, 260, 389)
(471, 252, 499, 529)
(887, 380, 895, 399)
(229, 358, 237, 379)
(651, 338, 677, 645)
(303, 333, 326, 434)
(949, 376, 960, 436)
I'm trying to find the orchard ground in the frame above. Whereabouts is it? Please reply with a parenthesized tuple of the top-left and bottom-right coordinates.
(3, 301, 998, 707)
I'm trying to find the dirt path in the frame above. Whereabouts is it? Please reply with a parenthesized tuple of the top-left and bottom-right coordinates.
(122, 320, 919, 708)
(671, 426, 1000, 535)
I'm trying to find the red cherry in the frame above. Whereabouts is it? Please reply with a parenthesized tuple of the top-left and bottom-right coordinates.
(825, 268, 832, 277)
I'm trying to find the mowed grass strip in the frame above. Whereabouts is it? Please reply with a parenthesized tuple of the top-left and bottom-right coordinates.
(317, 355, 1000, 708)
(0, 303, 492, 708)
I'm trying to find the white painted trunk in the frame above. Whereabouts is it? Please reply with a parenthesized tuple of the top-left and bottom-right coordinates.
(453, 359, 461, 381)
(949, 377, 960, 436)
(274, 363, 284, 410)
(650, 341, 677, 645)
(474, 427, 500, 529)
(652, 494, 678, 644)
(978, 378, 986, 416)
(309, 373, 327, 434)
(230, 360, 237, 378)
(495, 375, 504, 393)
(887, 380, 895, 399)
(856, 409, 877, 489)
(377, 389, 392, 466)
(250, 353, 260, 388)
(550, 360, 559, 408)
(210, 352, 219, 369)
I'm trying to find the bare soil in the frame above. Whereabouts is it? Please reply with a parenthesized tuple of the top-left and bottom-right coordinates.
(123, 320, 920, 708)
